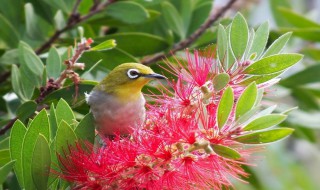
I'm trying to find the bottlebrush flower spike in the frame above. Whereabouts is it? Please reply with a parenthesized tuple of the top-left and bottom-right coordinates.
(56, 14, 302, 189)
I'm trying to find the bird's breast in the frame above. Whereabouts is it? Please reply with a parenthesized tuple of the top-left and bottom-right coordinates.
(87, 90, 146, 135)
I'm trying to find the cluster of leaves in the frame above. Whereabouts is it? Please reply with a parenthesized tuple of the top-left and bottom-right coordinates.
(7, 99, 95, 189)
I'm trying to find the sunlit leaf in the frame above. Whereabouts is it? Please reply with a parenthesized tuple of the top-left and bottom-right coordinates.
(230, 13, 249, 59)
(217, 87, 234, 129)
(32, 134, 51, 190)
(236, 82, 257, 119)
(262, 32, 292, 57)
(234, 128, 294, 144)
(243, 53, 303, 75)
(243, 114, 287, 131)
(211, 144, 241, 159)
(91, 39, 116, 51)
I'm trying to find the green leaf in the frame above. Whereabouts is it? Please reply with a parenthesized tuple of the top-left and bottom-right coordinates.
(280, 64, 320, 87)
(226, 26, 235, 70)
(49, 104, 58, 140)
(75, 112, 95, 143)
(262, 32, 292, 57)
(240, 72, 282, 85)
(32, 134, 51, 190)
(106, 1, 149, 24)
(217, 24, 227, 64)
(234, 128, 294, 144)
(161, 1, 185, 39)
(187, 1, 212, 35)
(11, 64, 26, 101)
(55, 121, 77, 155)
(9, 120, 26, 187)
(93, 33, 169, 56)
(0, 138, 9, 149)
(0, 14, 20, 48)
(269, 0, 291, 27)
(278, 7, 320, 28)
(16, 101, 37, 122)
(91, 39, 116, 51)
(243, 114, 287, 131)
(230, 13, 249, 59)
(19, 42, 44, 88)
(25, 3, 43, 40)
(79, 48, 137, 71)
(280, 28, 320, 41)
(55, 99, 75, 127)
(43, 81, 96, 105)
(0, 149, 10, 168)
(0, 160, 15, 184)
(243, 53, 303, 75)
(211, 144, 241, 159)
(236, 82, 257, 119)
(217, 87, 234, 129)
(302, 48, 320, 61)
(248, 22, 269, 59)
(46, 47, 62, 79)
(212, 73, 230, 91)
(22, 109, 50, 190)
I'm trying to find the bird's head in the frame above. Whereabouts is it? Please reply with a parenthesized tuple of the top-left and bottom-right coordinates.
(94, 63, 166, 100)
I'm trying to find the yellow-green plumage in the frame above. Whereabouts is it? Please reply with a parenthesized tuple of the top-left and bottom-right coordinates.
(86, 63, 165, 135)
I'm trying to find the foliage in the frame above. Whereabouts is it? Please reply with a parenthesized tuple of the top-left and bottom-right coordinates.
(0, 0, 319, 189)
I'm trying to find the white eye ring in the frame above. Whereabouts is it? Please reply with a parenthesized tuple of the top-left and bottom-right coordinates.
(127, 69, 140, 79)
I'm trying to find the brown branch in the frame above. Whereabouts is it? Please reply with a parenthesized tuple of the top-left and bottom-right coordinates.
(35, 0, 115, 54)
(0, 117, 17, 135)
(141, 0, 238, 65)
(0, 71, 10, 84)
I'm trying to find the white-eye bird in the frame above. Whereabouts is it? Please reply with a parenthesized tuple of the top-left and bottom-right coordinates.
(86, 63, 166, 136)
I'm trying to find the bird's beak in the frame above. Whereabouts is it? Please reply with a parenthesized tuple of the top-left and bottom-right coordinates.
(143, 73, 167, 79)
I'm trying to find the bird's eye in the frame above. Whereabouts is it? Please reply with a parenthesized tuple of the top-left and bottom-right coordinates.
(127, 69, 140, 79)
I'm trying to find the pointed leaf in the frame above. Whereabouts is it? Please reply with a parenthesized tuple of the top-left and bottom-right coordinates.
(262, 32, 292, 57)
(11, 64, 26, 101)
(49, 103, 58, 140)
(243, 114, 287, 131)
(0, 160, 15, 184)
(55, 121, 77, 155)
(278, 7, 320, 28)
(161, 2, 185, 38)
(106, 1, 149, 24)
(22, 109, 50, 190)
(0, 14, 20, 48)
(19, 42, 44, 87)
(243, 53, 303, 75)
(217, 24, 227, 64)
(236, 82, 257, 119)
(16, 101, 37, 122)
(234, 128, 294, 144)
(217, 87, 234, 129)
(213, 73, 230, 92)
(280, 64, 320, 87)
(32, 134, 51, 190)
(56, 99, 75, 127)
(248, 22, 269, 59)
(230, 13, 249, 59)
(9, 120, 26, 187)
(240, 72, 282, 85)
(75, 113, 95, 143)
(211, 144, 241, 159)
(46, 47, 62, 79)
(91, 39, 116, 51)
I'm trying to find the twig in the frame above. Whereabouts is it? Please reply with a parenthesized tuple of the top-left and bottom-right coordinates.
(0, 71, 10, 84)
(0, 117, 17, 135)
(35, 0, 115, 54)
(141, 0, 237, 65)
